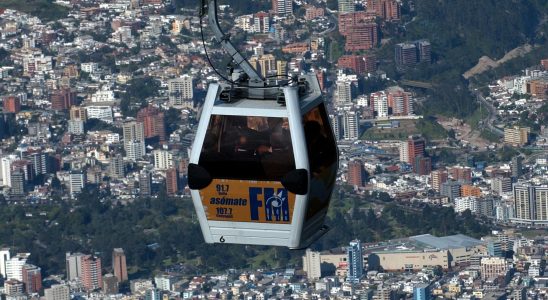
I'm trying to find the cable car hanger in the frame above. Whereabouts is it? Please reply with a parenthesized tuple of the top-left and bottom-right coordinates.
(199, 0, 310, 103)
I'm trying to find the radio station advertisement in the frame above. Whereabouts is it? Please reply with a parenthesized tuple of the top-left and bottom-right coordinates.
(200, 179, 296, 223)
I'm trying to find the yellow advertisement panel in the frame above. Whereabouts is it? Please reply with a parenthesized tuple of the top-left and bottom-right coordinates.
(200, 179, 296, 223)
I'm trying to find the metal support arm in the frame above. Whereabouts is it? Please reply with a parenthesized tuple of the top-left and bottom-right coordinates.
(203, 0, 264, 84)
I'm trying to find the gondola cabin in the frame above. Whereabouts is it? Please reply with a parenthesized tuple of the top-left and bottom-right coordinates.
(188, 74, 338, 249)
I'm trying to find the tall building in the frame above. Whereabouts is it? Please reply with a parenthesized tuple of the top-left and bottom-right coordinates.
(395, 43, 417, 67)
(387, 90, 413, 116)
(413, 283, 431, 300)
(338, 0, 355, 13)
(347, 240, 363, 282)
(6, 253, 30, 281)
(343, 111, 359, 140)
(22, 264, 42, 294)
(504, 126, 530, 146)
(1, 248, 11, 278)
(430, 170, 448, 192)
(302, 249, 321, 280)
(1, 155, 16, 187)
(50, 88, 76, 111)
(168, 75, 193, 107)
(395, 40, 431, 67)
(273, 0, 293, 15)
(413, 156, 432, 175)
(68, 120, 85, 135)
(26, 151, 51, 177)
(336, 79, 352, 104)
(126, 140, 145, 161)
(137, 106, 166, 142)
(511, 156, 523, 178)
(415, 40, 432, 63)
(370, 91, 388, 118)
(139, 171, 152, 196)
(252, 12, 270, 33)
(491, 177, 512, 195)
(480, 257, 508, 280)
(69, 171, 86, 198)
(329, 114, 343, 141)
(347, 160, 366, 187)
(122, 121, 145, 147)
(440, 181, 461, 201)
(112, 248, 128, 282)
(344, 22, 378, 51)
(81, 255, 102, 291)
(153, 150, 174, 170)
(10, 169, 26, 197)
(399, 141, 409, 163)
(277, 60, 288, 77)
(44, 284, 70, 300)
(109, 154, 125, 179)
(512, 183, 548, 225)
(407, 135, 425, 164)
(165, 168, 179, 195)
(66, 252, 84, 281)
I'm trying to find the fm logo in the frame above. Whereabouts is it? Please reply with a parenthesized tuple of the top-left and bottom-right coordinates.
(249, 187, 289, 222)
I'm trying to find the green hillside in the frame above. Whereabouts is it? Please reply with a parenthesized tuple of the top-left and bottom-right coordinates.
(1, 0, 68, 21)
(388, 0, 547, 118)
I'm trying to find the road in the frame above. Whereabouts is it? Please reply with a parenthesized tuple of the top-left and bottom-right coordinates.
(317, 11, 337, 36)
(474, 90, 504, 137)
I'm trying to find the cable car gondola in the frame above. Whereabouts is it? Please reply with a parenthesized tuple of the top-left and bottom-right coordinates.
(188, 0, 339, 249)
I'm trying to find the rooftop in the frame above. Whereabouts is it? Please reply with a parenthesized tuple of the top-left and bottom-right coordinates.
(410, 234, 484, 250)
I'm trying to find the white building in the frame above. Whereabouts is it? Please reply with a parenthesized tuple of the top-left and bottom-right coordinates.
(336, 80, 352, 104)
(343, 111, 359, 140)
(154, 274, 175, 292)
(303, 249, 321, 280)
(91, 88, 115, 103)
(86, 106, 114, 123)
(1, 155, 17, 187)
(65, 252, 85, 281)
(168, 75, 193, 106)
(126, 140, 145, 161)
(69, 171, 86, 198)
(68, 120, 85, 135)
(5, 253, 30, 281)
(235, 15, 253, 32)
(153, 150, 174, 170)
(454, 196, 479, 213)
(81, 62, 99, 74)
(399, 141, 409, 163)
(371, 91, 388, 118)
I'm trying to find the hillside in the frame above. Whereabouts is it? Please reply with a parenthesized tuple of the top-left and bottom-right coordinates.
(1, 0, 68, 21)
(390, 0, 547, 118)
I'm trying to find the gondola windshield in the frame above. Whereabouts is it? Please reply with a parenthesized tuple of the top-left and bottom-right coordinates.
(199, 115, 296, 181)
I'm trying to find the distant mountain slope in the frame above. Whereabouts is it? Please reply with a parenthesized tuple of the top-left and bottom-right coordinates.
(1, 0, 68, 22)
(401, 0, 547, 117)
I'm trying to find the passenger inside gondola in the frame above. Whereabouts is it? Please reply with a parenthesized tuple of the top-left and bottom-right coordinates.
(199, 115, 295, 181)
